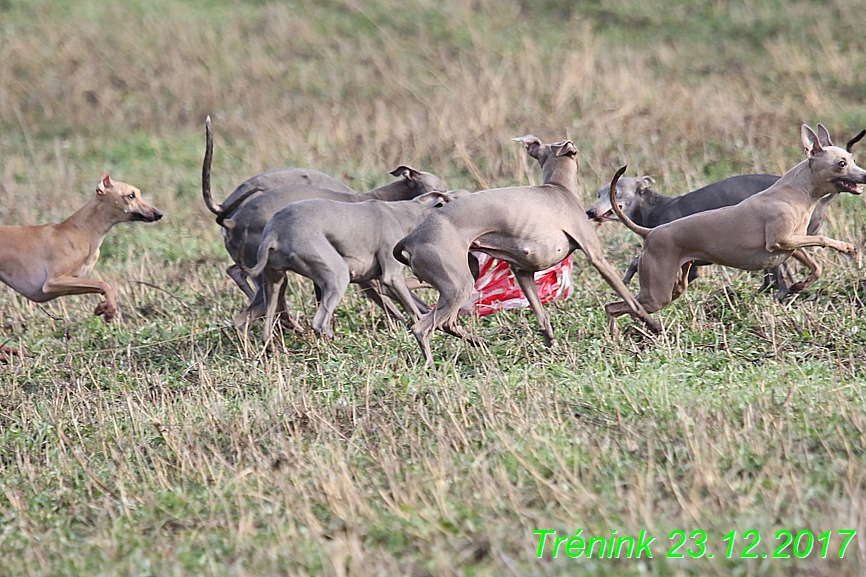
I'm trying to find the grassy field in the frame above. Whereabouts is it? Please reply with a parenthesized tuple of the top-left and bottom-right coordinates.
(2, 0, 866, 575)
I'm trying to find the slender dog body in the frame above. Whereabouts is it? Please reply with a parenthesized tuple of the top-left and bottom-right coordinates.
(245, 191, 465, 343)
(591, 173, 786, 289)
(605, 124, 865, 327)
(212, 168, 353, 221)
(0, 174, 162, 358)
(394, 136, 660, 367)
(587, 174, 780, 227)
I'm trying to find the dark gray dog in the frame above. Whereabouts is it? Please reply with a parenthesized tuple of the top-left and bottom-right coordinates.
(244, 190, 467, 344)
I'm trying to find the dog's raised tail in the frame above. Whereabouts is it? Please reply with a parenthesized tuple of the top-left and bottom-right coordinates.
(246, 234, 278, 278)
(202, 116, 224, 216)
(393, 237, 410, 266)
(608, 166, 652, 239)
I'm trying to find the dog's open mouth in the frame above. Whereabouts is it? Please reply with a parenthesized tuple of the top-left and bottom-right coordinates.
(593, 209, 620, 223)
(835, 178, 862, 195)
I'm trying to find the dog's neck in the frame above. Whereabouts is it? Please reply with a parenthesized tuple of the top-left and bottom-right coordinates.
(364, 179, 417, 201)
(541, 155, 577, 192)
(779, 159, 837, 205)
(61, 195, 123, 240)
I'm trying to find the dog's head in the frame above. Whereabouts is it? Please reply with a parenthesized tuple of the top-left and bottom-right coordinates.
(586, 175, 655, 224)
(97, 173, 164, 222)
(802, 124, 866, 197)
(388, 165, 448, 197)
(513, 135, 578, 166)
(513, 135, 579, 190)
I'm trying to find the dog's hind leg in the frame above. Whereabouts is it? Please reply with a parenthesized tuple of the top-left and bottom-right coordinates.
(308, 261, 350, 340)
(581, 244, 662, 334)
(670, 261, 693, 302)
(785, 249, 822, 294)
(409, 257, 477, 367)
(261, 272, 287, 345)
(227, 264, 257, 301)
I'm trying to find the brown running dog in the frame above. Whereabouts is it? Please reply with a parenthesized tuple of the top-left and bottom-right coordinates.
(0, 173, 162, 359)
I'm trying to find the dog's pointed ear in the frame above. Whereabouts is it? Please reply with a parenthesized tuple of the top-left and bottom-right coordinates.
(816, 123, 833, 147)
(801, 124, 824, 157)
(96, 172, 112, 194)
(637, 175, 655, 193)
(513, 135, 543, 159)
(389, 165, 421, 181)
(551, 139, 578, 158)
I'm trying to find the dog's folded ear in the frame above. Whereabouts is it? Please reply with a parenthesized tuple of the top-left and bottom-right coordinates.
(414, 189, 470, 207)
(512, 135, 542, 159)
(801, 124, 824, 157)
(96, 172, 113, 194)
(637, 176, 655, 192)
(389, 165, 421, 181)
(551, 140, 577, 158)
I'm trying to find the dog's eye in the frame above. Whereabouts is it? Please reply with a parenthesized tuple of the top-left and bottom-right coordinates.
(838, 159, 847, 168)
(127, 193, 135, 199)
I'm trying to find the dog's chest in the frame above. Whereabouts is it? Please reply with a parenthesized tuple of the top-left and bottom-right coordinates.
(76, 247, 101, 278)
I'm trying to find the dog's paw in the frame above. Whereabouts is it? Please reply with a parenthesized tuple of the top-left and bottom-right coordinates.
(94, 301, 117, 322)
(836, 242, 856, 254)
(279, 312, 305, 333)
(0, 346, 25, 362)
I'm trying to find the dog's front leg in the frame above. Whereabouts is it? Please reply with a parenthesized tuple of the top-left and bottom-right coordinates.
(42, 275, 118, 321)
(511, 267, 554, 346)
(768, 235, 855, 255)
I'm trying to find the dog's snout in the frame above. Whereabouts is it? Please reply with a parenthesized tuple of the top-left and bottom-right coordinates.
(585, 208, 595, 219)
(153, 209, 164, 221)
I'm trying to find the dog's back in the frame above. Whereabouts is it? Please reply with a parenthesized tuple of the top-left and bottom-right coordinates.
(650, 174, 779, 225)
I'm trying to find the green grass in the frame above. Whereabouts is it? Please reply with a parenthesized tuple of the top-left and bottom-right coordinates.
(2, 0, 866, 575)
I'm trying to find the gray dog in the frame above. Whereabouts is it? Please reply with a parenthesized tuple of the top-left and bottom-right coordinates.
(394, 136, 660, 367)
(605, 124, 865, 329)
(244, 190, 468, 344)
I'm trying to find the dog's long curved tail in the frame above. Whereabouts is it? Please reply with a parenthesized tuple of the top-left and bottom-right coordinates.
(847, 129, 866, 153)
(246, 234, 278, 278)
(393, 237, 410, 266)
(608, 166, 652, 239)
(202, 116, 223, 216)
